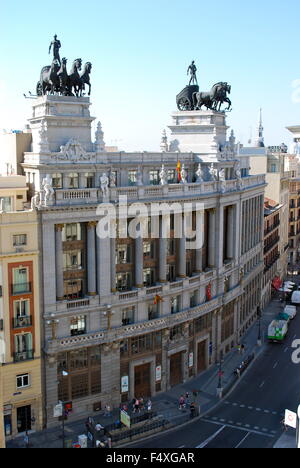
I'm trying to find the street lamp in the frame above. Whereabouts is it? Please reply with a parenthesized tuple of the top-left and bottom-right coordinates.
(257, 305, 262, 346)
(217, 350, 224, 399)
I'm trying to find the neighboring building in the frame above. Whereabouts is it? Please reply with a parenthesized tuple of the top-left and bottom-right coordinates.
(262, 199, 281, 309)
(0, 130, 32, 177)
(0, 366, 5, 448)
(20, 94, 266, 426)
(287, 179, 300, 271)
(0, 176, 43, 441)
(239, 114, 289, 283)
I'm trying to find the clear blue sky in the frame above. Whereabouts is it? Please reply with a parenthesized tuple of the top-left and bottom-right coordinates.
(1, 0, 300, 151)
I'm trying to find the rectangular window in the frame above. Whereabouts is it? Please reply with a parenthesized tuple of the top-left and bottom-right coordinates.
(70, 316, 86, 336)
(14, 299, 29, 317)
(13, 235, 27, 247)
(116, 272, 132, 291)
(0, 197, 12, 211)
(167, 264, 176, 282)
(168, 170, 176, 184)
(149, 170, 159, 186)
(122, 307, 135, 326)
(69, 173, 79, 189)
(128, 170, 137, 186)
(190, 290, 198, 308)
(63, 251, 83, 270)
(143, 242, 154, 259)
(116, 245, 131, 264)
(64, 279, 83, 300)
(16, 374, 30, 389)
(148, 303, 159, 321)
(143, 268, 155, 287)
(85, 172, 95, 188)
(52, 173, 62, 189)
(64, 223, 81, 242)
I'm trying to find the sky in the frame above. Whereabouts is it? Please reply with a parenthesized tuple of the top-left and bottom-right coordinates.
(1, 0, 300, 151)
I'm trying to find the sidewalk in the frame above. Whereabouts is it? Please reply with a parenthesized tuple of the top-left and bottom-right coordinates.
(6, 296, 284, 449)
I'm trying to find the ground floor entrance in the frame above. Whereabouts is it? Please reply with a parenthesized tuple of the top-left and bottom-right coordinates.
(134, 363, 151, 398)
(16, 405, 31, 433)
(197, 341, 207, 373)
(170, 352, 183, 387)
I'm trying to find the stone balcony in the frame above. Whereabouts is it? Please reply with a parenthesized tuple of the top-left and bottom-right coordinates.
(50, 175, 266, 207)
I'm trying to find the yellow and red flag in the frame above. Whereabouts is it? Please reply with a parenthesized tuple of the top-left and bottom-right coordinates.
(206, 283, 212, 302)
(154, 295, 164, 305)
(176, 160, 182, 183)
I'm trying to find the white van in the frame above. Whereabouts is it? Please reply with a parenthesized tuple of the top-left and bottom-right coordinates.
(283, 305, 297, 320)
(291, 291, 300, 305)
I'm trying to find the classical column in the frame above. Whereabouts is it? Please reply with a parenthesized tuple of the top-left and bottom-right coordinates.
(135, 232, 143, 288)
(216, 205, 224, 269)
(159, 216, 167, 282)
(96, 232, 111, 297)
(111, 237, 116, 292)
(226, 205, 234, 260)
(87, 221, 97, 296)
(208, 209, 216, 268)
(178, 214, 186, 278)
(55, 224, 64, 301)
(195, 210, 203, 273)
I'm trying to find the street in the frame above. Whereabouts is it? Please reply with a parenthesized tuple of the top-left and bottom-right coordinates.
(129, 301, 300, 448)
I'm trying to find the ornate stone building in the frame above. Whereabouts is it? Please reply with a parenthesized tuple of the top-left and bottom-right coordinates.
(21, 95, 266, 426)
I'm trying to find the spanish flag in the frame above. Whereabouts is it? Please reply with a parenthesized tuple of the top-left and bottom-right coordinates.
(206, 283, 212, 302)
(176, 160, 182, 183)
(154, 295, 164, 305)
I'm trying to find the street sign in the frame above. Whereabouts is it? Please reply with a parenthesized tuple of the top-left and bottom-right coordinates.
(285, 409, 297, 429)
(53, 403, 63, 418)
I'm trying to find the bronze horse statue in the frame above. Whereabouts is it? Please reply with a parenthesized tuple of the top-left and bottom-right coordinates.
(57, 57, 69, 95)
(193, 82, 231, 112)
(37, 59, 60, 95)
(79, 62, 92, 96)
(68, 58, 82, 96)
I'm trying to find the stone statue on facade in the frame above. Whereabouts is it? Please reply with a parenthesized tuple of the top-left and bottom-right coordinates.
(109, 171, 116, 188)
(100, 173, 109, 198)
(42, 175, 55, 205)
(209, 163, 217, 181)
(180, 164, 187, 184)
(234, 161, 243, 189)
(187, 61, 198, 86)
(49, 34, 62, 65)
(58, 138, 89, 161)
(31, 192, 41, 210)
(219, 168, 226, 193)
(136, 167, 143, 186)
(159, 165, 167, 185)
(195, 163, 203, 183)
(160, 130, 169, 152)
(37, 122, 50, 152)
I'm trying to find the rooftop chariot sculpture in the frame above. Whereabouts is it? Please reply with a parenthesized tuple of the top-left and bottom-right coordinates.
(36, 35, 92, 97)
(176, 61, 232, 112)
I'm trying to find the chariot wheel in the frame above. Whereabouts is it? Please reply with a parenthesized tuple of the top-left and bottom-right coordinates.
(177, 97, 191, 111)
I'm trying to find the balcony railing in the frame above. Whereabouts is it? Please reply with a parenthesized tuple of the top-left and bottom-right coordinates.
(12, 316, 32, 329)
(11, 282, 31, 295)
(13, 350, 34, 362)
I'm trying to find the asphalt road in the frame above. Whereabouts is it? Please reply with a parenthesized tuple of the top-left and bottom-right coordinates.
(129, 302, 300, 448)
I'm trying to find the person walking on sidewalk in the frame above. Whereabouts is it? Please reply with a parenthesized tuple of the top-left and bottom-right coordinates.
(190, 402, 196, 419)
(179, 395, 186, 410)
(241, 344, 245, 355)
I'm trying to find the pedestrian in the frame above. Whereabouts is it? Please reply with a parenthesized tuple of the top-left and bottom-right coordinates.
(185, 391, 190, 404)
(122, 403, 128, 412)
(139, 396, 144, 410)
(190, 402, 196, 419)
(237, 344, 241, 354)
(104, 404, 111, 417)
(147, 399, 152, 412)
(236, 367, 240, 379)
(179, 395, 185, 410)
(241, 344, 245, 354)
(134, 398, 140, 413)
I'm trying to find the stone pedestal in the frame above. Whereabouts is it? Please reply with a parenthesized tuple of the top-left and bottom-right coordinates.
(168, 110, 229, 157)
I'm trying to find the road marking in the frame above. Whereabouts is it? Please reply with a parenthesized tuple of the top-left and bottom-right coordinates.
(273, 362, 278, 369)
(196, 425, 226, 448)
(294, 335, 297, 339)
(235, 432, 251, 448)
(240, 405, 245, 408)
(259, 381, 265, 388)
(178, 445, 185, 448)
(201, 418, 274, 438)
(284, 347, 289, 353)
(248, 406, 253, 410)
(256, 408, 262, 411)
(264, 410, 270, 414)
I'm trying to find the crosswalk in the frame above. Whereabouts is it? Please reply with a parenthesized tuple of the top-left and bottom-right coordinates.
(201, 417, 277, 438)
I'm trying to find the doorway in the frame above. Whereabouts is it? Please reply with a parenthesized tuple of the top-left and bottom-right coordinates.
(170, 352, 183, 387)
(197, 341, 207, 374)
(17, 405, 31, 433)
(134, 363, 151, 398)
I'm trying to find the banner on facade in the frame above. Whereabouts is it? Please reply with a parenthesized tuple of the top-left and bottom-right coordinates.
(189, 352, 194, 368)
(155, 365, 162, 382)
(121, 375, 129, 393)
(272, 277, 282, 290)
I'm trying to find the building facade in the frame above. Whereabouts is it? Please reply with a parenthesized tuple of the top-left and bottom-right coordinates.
(262, 199, 281, 309)
(0, 176, 43, 441)
(21, 94, 266, 426)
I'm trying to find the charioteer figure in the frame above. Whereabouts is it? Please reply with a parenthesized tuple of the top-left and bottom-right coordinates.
(187, 61, 198, 86)
(49, 34, 61, 65)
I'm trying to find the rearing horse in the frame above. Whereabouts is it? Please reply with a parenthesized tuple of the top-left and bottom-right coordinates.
(79, 62, 92, 96)
(38, 59, 60, 95)
(68, 58, 82, 96)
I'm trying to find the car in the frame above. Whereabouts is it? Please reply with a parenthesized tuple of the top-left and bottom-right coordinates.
(291, 291, 300, 305)
(283, 305, 297, 320)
